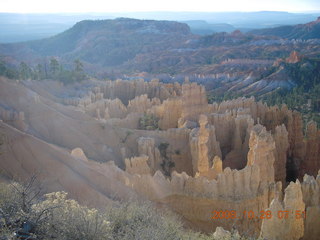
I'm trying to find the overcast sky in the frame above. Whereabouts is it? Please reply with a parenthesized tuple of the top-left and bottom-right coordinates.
(1, 0, 320, 13)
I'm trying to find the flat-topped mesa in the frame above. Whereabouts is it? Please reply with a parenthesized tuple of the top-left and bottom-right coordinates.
(179, 82, 209, 127)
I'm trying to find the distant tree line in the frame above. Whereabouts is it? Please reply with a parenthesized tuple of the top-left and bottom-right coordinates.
(207, 57, 320, 126)
(0, 61, 19, 79)
(262, 84, 320, 126)
(0, 58, 86, 84)
(262, 58, 320, 126)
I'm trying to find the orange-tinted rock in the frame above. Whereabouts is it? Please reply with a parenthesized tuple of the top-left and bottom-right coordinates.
(125, 155, 151, 175)
(260, 180, 305, 240)
(179, 82, 209, 125)
(300, 121, 320, 178)
(189, 115, 222, 177)
(286, 51, 301, 64)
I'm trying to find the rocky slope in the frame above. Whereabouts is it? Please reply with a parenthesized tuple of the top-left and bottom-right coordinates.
(1, 18, 320, 93)
(1, 77, 319, 238)
(251, 17, 320, 40)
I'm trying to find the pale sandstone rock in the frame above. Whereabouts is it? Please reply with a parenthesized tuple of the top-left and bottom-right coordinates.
(127, 94, 154, 113)
(179, 82, 209, 126)
(259, 198, 286, 240)
(247, 124, 275, 183)
(104, 107, 110, 120)
(100, 79, 178, 105)
(71, 148, 88, 162)
(178, 119, 197, 129)
(137, 137, 162, 173)
(1, 77, 320, 238)
(106, 113, 141, 129)
(0, 107, 28, 131)
(224, 114, 254, 169)
(189, 115, 222, 177)
(217, 97, 258, 121)
(260, 180, 305, 240)
(212, 227, 232, 240)
(125, 155, 151, 175)
(95, 108, 101, 119)
(301, 121, 320, 178)
(301, 173, 320, 239)
(283, 181, 305, 239)
(208, 111, 235, 157)
(212, 156, 223, 172)
(273, 124, 289, 185)
(148, 97, 182, 130)
(304, 206, 320, 240)
(86, 98, 127, 119)
(301, 174, 319, 208)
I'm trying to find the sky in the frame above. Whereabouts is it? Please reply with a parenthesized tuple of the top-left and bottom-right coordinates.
(1, 0, 320, 13)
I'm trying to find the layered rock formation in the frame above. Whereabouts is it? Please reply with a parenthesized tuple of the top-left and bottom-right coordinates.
(301, 171, 320, 239)
(100, 79, 180, 105)
(115, 124, 279, 235)
(137, 137, 162, 174)
(260, 180, 305, 240)
(148, 97, 182, 130)
(189, 115, 222, 178)
(273, 125, 289, 186)
(179, 82, 209, 126)
(0, 106, 27, 131)
(125, 155, 151, 175)
(1, 77, 320, 238)
(300, 121, 320, 178)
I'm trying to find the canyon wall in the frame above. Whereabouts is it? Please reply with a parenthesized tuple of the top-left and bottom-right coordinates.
(1, 77, 320, 238)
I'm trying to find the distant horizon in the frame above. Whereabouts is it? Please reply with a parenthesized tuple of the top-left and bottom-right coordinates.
(1, 10, 320, 14)
(1, 0, 320, 14)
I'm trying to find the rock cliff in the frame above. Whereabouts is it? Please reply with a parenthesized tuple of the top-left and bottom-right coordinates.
(1, 77, 320, 238)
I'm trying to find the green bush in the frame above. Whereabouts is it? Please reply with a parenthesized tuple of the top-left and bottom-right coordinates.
(0, 180, 257, 240)
(138, 113, 159, 130)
